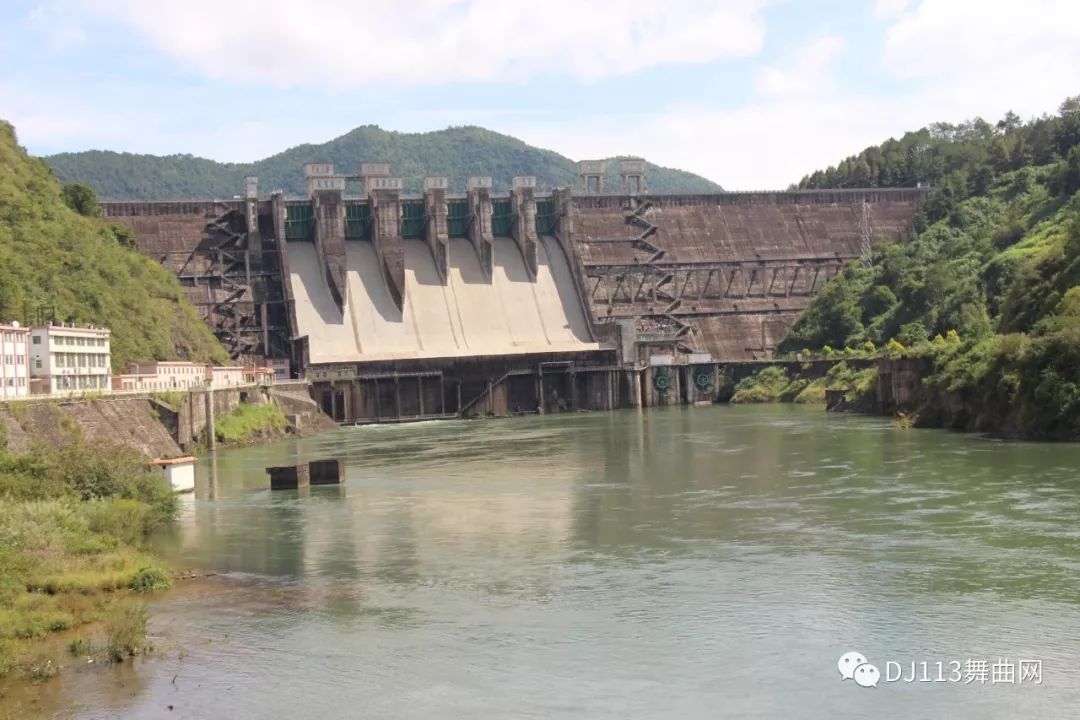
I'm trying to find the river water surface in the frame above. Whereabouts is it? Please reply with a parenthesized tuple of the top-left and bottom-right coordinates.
(27, 406, 1080, 718)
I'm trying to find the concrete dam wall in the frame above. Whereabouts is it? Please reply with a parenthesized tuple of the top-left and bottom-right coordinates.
(101, 166, 925, 422)
(286, 237, 599, 364)
(571, 190, 925, 361)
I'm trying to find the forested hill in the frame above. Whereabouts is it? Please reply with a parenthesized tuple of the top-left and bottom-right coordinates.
(44, 125, 721, 200)
(779, 96, 1080, 439)
(0, 120, 228, 370)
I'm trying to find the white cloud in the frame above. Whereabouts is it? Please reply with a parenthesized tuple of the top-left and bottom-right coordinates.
(504, 0, 1080, 190)
(11, 0, 1080, 190)
(874, 0, 910, 20)
(883, 0, 1080, 116)
(755, 35, 844, 98)
(84, 0, 769, 87)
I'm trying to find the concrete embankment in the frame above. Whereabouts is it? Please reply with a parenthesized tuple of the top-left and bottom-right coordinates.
(0, 384, 335, 458)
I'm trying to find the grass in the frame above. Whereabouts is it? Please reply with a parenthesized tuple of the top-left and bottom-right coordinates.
(0, 439, 176, 678)
(104, 601, 149, 662)
(150, 391, 187, 410)
(730, 366, 791, 403)
(67, 635, 93, 656)
(213, 403, 287, 446)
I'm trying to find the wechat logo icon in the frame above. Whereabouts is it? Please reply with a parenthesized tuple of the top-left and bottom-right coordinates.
(838, 651, 880, 688)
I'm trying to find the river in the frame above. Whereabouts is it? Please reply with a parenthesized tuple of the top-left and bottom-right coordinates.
(24, 405, 1080, 718)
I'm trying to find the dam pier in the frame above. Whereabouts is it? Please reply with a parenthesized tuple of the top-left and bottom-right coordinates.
(103, 161, 924, 423)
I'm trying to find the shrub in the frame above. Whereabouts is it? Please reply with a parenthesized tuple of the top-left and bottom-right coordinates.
(127, 565, 171, 592)
(104, 601, 149, 662)
(150, 391, 185, 410)
(731, 366, 791, 403)
(68, 635, 93, 656)
(793, 379, 827, 404)
(779, 377, 809, 401)
(213, 404, 288, 446)
(82, 498, 152, 547)
(41, 442, 177, 525)
(19, 653, 59, 682)
(886, 339, 906, 355)
(897, 321, 929, 347)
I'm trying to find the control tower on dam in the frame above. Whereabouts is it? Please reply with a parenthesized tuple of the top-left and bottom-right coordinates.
(101, 159, 925, 422)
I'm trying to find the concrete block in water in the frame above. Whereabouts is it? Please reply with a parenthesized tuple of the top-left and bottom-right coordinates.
(267, 464, 310, 490)
(267, 459, 343, 489)
(309, 459, 344, 485)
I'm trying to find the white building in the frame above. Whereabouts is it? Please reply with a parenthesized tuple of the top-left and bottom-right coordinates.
(211, 365, 245, 389)
(0, 322, 30, 400)
(122, 361, 209, 392)
(150, 455, 196, 493)
(29, 324, 111, 396)
(116, 361, 249, 392)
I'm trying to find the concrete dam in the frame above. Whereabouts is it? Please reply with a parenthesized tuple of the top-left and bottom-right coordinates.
(102, 160, 925, 422)
(288, 237, 598, 364)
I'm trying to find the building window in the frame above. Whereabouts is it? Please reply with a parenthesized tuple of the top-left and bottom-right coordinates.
(32, 336, 40, 345)
(34, 358, 41, 369)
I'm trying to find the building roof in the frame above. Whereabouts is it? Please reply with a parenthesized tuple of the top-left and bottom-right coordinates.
(150, 455, 197, 466)
(31, 324, 111, 335)
(130, 360, 205, 367)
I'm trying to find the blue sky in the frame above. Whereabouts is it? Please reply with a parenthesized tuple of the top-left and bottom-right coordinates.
(1, 0, 1077, 189)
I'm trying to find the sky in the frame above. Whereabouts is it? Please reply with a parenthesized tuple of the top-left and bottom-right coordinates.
(1, 0, 1078, 190)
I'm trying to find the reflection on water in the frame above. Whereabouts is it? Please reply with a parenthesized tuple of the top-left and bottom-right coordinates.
(29, 406, 1080, 718)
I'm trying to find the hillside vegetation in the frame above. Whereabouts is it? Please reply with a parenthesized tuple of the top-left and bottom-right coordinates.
(780, 97, 1080, 439)
(45, 125, 722, 200)
(0, 120, 228, 370)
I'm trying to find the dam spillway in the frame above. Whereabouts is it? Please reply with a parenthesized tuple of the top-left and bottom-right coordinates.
(101, 161, 926, 422)
(287, 237, 599, 364)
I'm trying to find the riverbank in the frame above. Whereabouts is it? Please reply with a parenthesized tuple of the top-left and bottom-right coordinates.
(731, 341, 1080, 441)
(726, 360, 878, 411)
(0, 439, 177, 683)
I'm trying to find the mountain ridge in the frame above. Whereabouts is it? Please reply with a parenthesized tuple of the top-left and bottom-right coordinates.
(45, 124, 722, 200)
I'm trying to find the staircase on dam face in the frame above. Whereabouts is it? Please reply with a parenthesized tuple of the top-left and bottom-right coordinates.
(173, 205, 261, 358)
(618, 199, 695, 350)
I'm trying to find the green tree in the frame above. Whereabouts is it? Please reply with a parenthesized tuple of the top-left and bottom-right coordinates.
(780, 95, 1080, 438)
(0, 120, 228, 369)
(61, 183, 100, 217)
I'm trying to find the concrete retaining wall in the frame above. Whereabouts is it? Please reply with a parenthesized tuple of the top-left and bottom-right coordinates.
(0, 397, 182, 457)
(0, 383, 335, 457)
